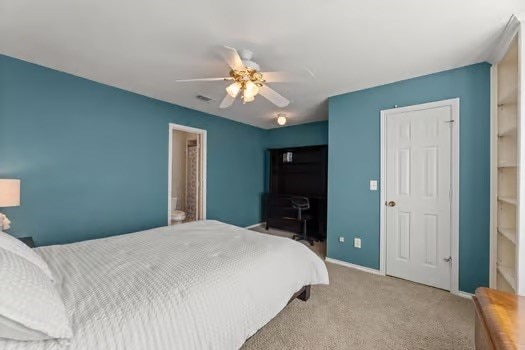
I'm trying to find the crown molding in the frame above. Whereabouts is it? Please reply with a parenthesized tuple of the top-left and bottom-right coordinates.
(487, 14, 523, 64)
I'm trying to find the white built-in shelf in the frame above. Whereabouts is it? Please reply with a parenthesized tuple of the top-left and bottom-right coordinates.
(498, 196, 518, 205)
(498, 125, 518, 137)
(497, 265, 517, 291)
(498, 227, 517, 244)
(491, 20, 522, 295)
(498, 101, 518, 108)
(498, 91, 518, 107)
(498, 161, 518, 168)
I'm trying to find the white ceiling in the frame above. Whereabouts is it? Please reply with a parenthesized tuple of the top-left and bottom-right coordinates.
(0, 1, 523, 129)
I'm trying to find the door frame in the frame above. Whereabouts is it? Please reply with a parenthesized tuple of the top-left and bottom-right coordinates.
(168, 123, 207, 224)
(379, 98, 460, 294)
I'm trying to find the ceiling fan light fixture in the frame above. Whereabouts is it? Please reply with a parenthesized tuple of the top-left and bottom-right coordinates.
(242, 91, 255, 103)
(244, 80, 259, 98)
(226, 82, 241, 98)
(277, 113, 287, 126)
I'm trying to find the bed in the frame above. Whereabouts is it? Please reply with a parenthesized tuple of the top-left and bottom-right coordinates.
(1, 220, 329, 350)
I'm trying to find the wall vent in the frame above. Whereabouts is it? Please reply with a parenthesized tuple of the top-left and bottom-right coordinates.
(196, 95, 214, 103)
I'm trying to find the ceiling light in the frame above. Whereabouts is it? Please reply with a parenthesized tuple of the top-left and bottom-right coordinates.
(244, 81, 259, 98)
(242, 91, 255, 103)
(277, 114, 287, 126)
(226, 82, 241, 98)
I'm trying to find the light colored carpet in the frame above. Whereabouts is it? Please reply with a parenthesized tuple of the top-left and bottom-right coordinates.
(244, 228, 474, 349)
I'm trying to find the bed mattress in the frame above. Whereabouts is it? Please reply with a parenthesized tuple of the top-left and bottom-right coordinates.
(1, 220, 329, 350)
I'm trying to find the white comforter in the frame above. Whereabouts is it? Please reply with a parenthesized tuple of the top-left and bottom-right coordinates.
(2, 220, 328, 350)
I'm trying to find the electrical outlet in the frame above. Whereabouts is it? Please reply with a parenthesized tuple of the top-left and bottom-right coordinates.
(354, 238, 361, 248)
(339, 236, 345, 243)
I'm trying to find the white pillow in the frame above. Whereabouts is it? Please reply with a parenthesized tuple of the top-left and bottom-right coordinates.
(0, 248, 72, 341)
(0, 315, 50, 341)
(0, 231, 55, 282)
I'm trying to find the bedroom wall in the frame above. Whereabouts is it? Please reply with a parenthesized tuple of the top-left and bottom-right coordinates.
(263, 121, 328, 191)
(327, 63, 491, 293)
(0, 54, 266, 246)
(265, 121, 328, 149)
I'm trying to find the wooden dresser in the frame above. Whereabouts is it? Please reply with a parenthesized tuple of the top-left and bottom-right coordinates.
(474, 287, 525, 349)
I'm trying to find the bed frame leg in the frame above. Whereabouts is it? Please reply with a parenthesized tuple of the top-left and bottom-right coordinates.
(297, 285, 311, 302)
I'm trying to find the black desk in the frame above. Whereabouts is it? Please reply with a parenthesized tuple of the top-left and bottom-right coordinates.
(266, 145, 328, 240)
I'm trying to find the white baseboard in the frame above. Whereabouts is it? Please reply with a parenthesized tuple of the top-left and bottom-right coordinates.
(451, 290, 474, 299)
(325, 257, 384, 276)
(326, 258, 475, 298)
(245, 222, 264, 229)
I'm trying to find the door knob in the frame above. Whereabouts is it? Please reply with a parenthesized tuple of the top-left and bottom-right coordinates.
(443, 256, 452, 263)
(386, 201, 396, 207)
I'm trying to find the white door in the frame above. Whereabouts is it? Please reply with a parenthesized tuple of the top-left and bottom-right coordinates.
(385, 104, 453, 290)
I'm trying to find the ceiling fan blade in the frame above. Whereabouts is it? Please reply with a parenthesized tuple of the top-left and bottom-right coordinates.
(176, 77, 232, 82)
(219, 94, 235, 109)
(260, 71, 312, 83)
(259, 85, 290, 108)
(221, 46, 245, 71)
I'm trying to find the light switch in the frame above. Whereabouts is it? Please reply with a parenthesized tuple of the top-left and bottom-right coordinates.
(370, 180, 378, 191)
(354, 238, 361, 248)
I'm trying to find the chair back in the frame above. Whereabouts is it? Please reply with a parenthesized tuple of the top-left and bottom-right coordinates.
(290, 197, 310, 211)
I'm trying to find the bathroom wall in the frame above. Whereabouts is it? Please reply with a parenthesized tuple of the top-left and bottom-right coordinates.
(171, 130, 189, 211)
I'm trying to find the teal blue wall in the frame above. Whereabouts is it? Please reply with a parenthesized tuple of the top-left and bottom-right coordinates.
(263, 121, 328, 191)
(266, 121, 328, 148)
(0, 55, 266, 246)
(1, 53, 490, 293)
(327, 63, 491, 293)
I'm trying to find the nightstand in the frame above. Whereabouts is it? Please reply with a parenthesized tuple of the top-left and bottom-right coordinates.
(18, 237, 35, 248)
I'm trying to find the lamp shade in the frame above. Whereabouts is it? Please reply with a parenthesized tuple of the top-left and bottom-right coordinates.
(0, 179, 20, 207)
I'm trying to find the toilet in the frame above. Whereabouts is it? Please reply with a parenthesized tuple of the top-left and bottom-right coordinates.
(171, 197, 186, 224)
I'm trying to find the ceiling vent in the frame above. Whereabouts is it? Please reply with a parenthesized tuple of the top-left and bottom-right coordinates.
(196, 94, 214, 103)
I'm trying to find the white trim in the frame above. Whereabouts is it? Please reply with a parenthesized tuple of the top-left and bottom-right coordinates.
(488, 14, 522, 64)
(451, 290, 474, 300)
(245, 222, 264, 229)
(489, 65, 498, 288)
(325, 258, 384, 276)
(517, 22, 525, 295)
(379, 98, 461, 294)
(327, 258, 476, 296)
(168, 123, 207, 225)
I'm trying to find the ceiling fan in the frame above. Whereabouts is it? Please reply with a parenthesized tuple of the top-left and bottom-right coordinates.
(176, 46, 303, 109)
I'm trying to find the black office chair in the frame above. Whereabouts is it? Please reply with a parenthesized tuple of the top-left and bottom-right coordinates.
(291, 197, 314, 246)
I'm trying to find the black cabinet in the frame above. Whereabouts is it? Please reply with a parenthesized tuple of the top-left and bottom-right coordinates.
(265, 145, 328, 240)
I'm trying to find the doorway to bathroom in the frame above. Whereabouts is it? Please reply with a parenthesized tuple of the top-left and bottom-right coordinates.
(168, 123, 206, 225)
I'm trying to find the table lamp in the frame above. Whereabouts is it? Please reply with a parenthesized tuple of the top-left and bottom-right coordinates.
(0, 179, 20, 230)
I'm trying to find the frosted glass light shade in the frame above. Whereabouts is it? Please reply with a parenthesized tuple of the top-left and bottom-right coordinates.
(226, 82, 241, 98)
(242, 91, 255, 103)
(244, 81, 259, 98)
(0, 179, 20, 207)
